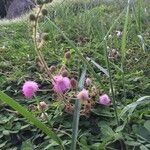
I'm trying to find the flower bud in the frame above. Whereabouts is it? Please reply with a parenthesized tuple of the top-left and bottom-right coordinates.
(36, 0, 43, 5)
(64, 104, 73, 114)
(40, 113, 48, 120)
(85, 78, 92, 86)
(49, 65, 56, 73)
(29, 14, 36, 21)
(37, 101, 48, 110)
(65, 51, 71, 59)
(62, 70, 69, 77)
(77, 89, 89, 101)
(70, 78, 77, 88)
(41, 9, 48, 16)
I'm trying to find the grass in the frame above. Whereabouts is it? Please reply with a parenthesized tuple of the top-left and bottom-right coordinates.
(0, 0, 150, 149)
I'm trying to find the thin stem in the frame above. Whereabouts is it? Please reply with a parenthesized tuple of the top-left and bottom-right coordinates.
(33, 95, 52, 127)
(103, 39, 119, 125)
(32, 5, 53, 80)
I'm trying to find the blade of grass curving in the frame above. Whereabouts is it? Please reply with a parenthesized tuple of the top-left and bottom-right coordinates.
(71, 66, 87, 150)
(45, 17, 104, 90)
(120, 0, 131, 101)
(119, 96, 150, 121)
(86, 57, 109, 77)
(89, 52, 123, 72)
(0, 91, 65, 150)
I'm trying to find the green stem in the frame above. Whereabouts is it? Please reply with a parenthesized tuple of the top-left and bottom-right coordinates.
(70, 66, 87, 150)
(103, 39, 119, 125)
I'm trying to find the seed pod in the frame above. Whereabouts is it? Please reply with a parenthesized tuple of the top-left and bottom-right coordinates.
(36, 0, 43, 5)
(70, 78, 77, 88)
(37, 101, 48, 110)
(62, 70, 69, 77)
(41, 9, 48, 16)
(49, 65, 56, 73)
(65, 51, 71, 59)
(29, 14, 36, 21)
(85, 78, 92, 86)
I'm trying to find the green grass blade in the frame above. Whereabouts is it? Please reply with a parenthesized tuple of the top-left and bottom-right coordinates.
(71, 66, 87, 150)
(86, 57, 109, 77)
(121, 0, 130, 62)
(120, 0, 131, 101)
(0, 91, 65, 150)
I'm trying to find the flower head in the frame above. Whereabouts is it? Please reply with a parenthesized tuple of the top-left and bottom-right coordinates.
(22, 81, 38, 98)
(99, 94, 110, 105)
(52, 75, 71, 93)
(77, 89, 89, 101)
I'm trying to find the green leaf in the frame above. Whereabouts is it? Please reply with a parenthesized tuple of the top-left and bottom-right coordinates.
(3, 130, 10, 136)
(0, 91, 65, 150)
(21, 140, 33, 150)
(119, 96, 150, 121)
(144, 120, 150, 133)
(145, 144, 150, 148)
(0, 141, 7, 148)
(140, 145, 149, 150)
(125, 141, 141, 146)
(99, 122, 115, 138)
(71, 66, 87, 150)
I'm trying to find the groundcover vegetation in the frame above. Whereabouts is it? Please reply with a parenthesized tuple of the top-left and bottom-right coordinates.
(0, 0, 150, 149)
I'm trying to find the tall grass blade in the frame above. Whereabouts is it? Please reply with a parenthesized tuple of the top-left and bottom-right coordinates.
(71, 66, 87, 150)
(120, 0, 131, 100)
(0, 91, 65, 150)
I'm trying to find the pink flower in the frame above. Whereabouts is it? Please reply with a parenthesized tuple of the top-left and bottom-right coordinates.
(99, 94, 110, 105)
(77, 89, 89, 101)
(52, 75, 71, 93)
(22, 81, 38, 98)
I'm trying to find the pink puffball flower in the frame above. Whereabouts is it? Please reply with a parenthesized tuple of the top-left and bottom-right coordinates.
(52, 75, 71, 93)
(22, 81, 39, 98)
(99, 94, 111, 106)
(77, 89, 89, 101)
